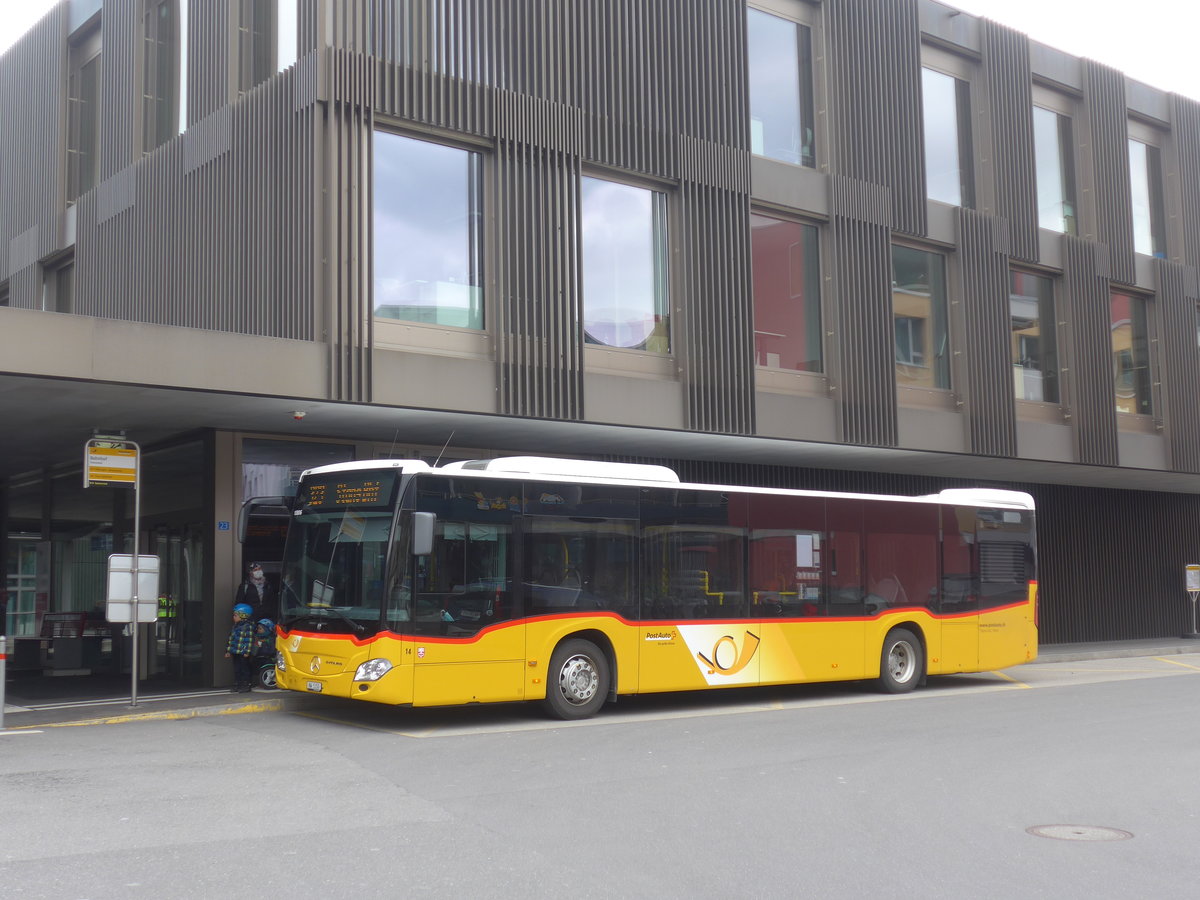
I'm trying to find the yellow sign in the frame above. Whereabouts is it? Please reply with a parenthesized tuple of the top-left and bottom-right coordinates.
(85, 442, 137, 487)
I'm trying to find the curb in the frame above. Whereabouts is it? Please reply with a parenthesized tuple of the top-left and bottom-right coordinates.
(3, 696, 288, 730)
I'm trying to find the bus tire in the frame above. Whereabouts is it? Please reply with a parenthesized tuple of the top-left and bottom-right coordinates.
(543, 639, 609, 720)
(877, 628, 923, 694)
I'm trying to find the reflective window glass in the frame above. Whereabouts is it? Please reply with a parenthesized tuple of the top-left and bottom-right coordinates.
(747, 493, 825, 617)
(892, 246, 950, 389)
(751, 214, 821, 372)
(862, 500, 938, 614)
(581, 176, 669, 352)
(1032, 106, 1076, 234)
(1129, 138, 1167, 258)
(67, 24, 102, 201)
(373, 132, 483, 329)
(922, 67, 974, 208)
(640, 490, 747, 620)
(143, 0, 185, 149)
(1010, 271, 1059, 403)
(747, 8, 815, 168)
(1111, 291, 1152, 415)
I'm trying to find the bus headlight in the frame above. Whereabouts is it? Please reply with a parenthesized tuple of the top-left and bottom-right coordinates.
(355, 659, 393, 681)
(275, 651, 286, 672)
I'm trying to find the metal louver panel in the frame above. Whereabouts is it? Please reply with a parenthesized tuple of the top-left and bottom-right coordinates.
(99, 0, 138, 184)
(323, 47, 375, 403)
(679, 174, 755, 435)
(956, 208, 1017, 457)
(829, 175, 898, 447)
(373, 0, 496, 137)
(1155, 259, 1200, 472)
(1083, 60, 1135, 286)
(826, 0, 926, 237)
(494, 91, 584, 421)
(69, 64, 317, 347)
(186, 0, 231, 125)
(0, 7, 65, 294)
(1174, 95, 1200, 269)
(979, 541, 1025, 583)
(1061, 235, 1118, 466)
(980, 20, 1038, 263)
(673, 0, 754, 435)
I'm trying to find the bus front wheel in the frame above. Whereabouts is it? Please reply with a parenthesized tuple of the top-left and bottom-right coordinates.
(543, 639, 609, 720)
(877, 628, 923, 694)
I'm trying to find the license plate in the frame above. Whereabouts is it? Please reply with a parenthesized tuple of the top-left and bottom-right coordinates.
(306, 681, 323, 692)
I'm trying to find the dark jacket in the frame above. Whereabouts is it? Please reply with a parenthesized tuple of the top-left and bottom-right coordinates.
(235, 579, 278, 621)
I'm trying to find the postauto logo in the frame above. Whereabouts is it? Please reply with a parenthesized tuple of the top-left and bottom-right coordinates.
(678, 625, 761, 686)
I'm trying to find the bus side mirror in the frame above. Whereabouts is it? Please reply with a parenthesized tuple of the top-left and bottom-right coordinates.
(412, 512, 436, 557)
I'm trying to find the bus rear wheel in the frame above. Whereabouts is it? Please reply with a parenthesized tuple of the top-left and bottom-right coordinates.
(543, 639, 609, 720)
(878, 628, 923, 694)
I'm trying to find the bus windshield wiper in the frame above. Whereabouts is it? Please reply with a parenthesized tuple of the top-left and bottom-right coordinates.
(306, 602, 365, 634)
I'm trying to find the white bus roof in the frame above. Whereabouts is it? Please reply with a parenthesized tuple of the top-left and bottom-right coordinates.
(300, 457, 1034, 511)
(440, 456, 680, 483)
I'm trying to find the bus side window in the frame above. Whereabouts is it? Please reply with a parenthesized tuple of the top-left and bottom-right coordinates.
(749, 530, 823, 616)
(862, 500, 938, 614)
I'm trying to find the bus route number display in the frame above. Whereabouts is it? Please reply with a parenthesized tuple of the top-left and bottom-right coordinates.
(301, 473, 396, 511)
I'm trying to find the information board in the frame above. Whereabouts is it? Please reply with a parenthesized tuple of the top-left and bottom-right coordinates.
(298, 471, 398, 512)
(85, 440, 138, 487)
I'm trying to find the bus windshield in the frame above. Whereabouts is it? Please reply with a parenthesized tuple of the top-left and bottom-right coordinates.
(279, 470, 400, 635)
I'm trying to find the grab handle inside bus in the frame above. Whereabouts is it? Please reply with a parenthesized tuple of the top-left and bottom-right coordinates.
(412, 512, 436, 556)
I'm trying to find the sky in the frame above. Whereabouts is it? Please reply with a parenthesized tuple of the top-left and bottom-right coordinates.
(0, 0, 1198, 101)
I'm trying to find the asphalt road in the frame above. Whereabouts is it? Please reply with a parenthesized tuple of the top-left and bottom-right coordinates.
(3, 655, 1200, 899)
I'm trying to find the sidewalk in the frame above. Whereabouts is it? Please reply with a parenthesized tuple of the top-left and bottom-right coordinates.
(4, 637, 1199, 730)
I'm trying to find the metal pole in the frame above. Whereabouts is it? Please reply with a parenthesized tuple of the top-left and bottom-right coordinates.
(130, 444, 141, 708)
(1, 600, 7, 731)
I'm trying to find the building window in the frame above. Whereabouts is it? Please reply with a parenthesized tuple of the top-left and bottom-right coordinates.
(892, 246, 950, 389)
(581, 176, 669, 353)
(0, 281, 9, 307)
(277, 0, 298, 71)
(746, 7, 815, 168)
(1010, 271, 1059, 403)
(1032, 106, 1076, 234)
(1111, 291, 1152, 415)
(750, 213, 821, 372)
(237, 0, 275, 91)
(921, 66, 974, 208)
(42, 259, 74, 313)
(143, 0, 186, 150)
(373, 132, 483, 329)
(237, 1, 296, 85)
(1129, 138, 1167, 258)
(67, 23, 102, 201)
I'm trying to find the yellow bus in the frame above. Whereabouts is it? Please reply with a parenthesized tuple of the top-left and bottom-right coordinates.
(271, 456, 1037, 718)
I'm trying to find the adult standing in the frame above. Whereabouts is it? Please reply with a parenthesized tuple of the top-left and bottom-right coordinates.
(235, 561, 278, 621)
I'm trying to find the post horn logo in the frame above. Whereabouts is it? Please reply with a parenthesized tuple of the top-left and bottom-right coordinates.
(696, 631, 760, 676)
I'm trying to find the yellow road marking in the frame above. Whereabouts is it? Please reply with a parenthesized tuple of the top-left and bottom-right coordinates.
(1155, 656, 1200, 671)
(990, 670, 1031, 688)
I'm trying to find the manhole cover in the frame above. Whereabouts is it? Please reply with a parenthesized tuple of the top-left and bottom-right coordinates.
(1026, 825, 1133, 842)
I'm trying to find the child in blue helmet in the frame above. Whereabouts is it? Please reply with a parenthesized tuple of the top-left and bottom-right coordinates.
(225, 603, 256, 692)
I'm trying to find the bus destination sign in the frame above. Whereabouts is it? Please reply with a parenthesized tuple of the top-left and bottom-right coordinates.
(300, 472, 397, 511)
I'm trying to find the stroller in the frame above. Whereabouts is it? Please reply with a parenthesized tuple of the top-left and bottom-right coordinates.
(251, 618, 279, 689)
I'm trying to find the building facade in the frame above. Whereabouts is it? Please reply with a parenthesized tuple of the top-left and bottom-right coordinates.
(3, 0, 1200, 688)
